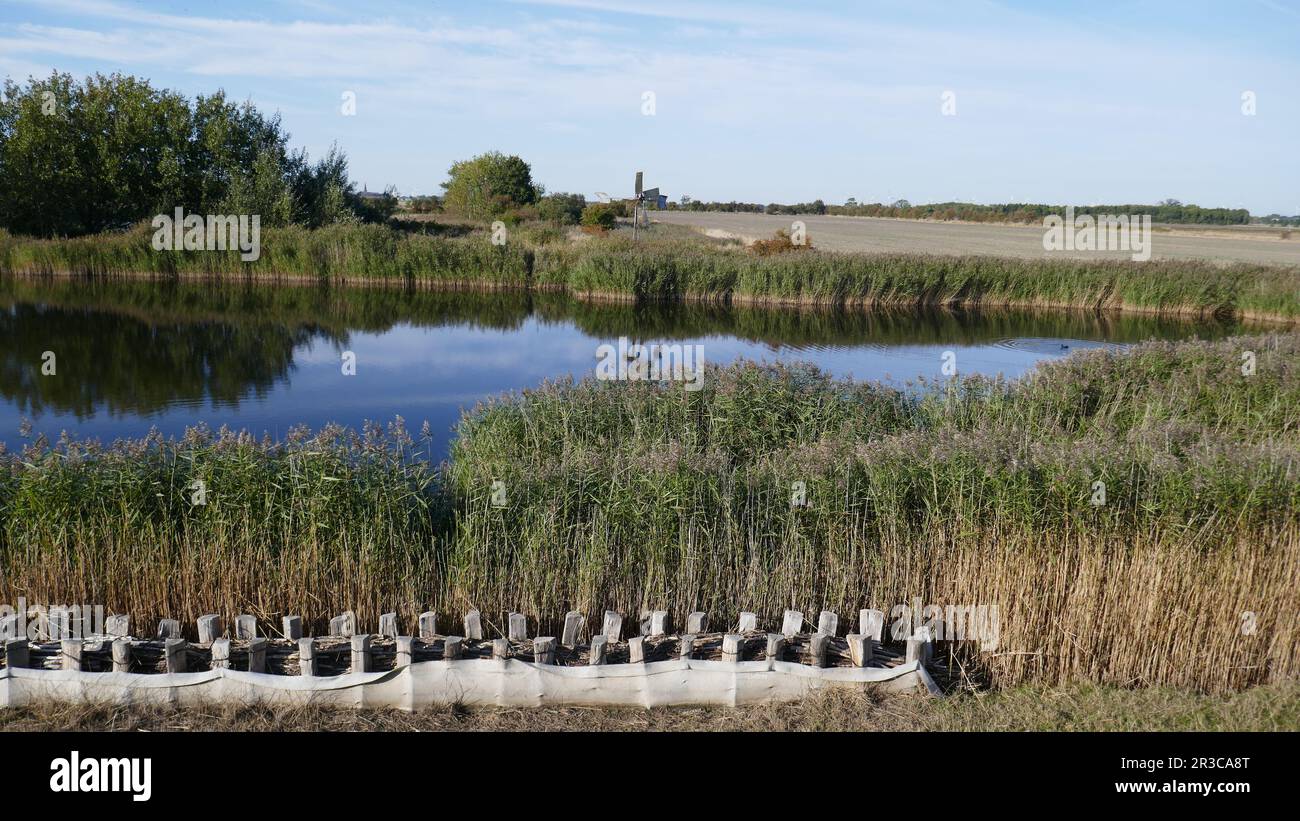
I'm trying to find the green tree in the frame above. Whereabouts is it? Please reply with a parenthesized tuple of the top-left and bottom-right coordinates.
(0, 72, 375, 236)
(440, 151, 538, 220)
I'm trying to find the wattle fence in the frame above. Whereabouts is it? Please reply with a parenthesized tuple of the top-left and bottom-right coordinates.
(0, 607, 941, 708)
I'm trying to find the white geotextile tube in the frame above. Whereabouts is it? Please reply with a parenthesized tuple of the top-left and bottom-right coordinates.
(0, 658, 940, 710)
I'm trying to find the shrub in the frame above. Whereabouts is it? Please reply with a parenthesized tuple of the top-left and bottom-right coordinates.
(537, 193, 587, 225)
(581, 203, 618, 231)
(751, 228, 813, 255)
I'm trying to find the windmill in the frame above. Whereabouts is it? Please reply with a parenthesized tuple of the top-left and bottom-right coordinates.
(630, 171, 662, 239)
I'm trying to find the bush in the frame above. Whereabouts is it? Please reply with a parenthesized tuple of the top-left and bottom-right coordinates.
(751, 229, 813, 255)
(581, 203, 618, 231)
(537, 193, 587, 225)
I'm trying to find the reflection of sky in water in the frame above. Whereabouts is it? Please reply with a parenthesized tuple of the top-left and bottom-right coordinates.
(0, 307, 1215, 458)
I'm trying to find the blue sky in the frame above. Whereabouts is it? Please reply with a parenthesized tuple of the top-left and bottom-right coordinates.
(2, 0, 1297, 214)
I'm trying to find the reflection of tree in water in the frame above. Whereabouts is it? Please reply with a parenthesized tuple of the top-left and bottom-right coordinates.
(0, 276, 1247, 420)
(0, 304, 315, 418)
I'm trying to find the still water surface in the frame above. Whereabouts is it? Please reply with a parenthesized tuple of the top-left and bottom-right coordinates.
(0, 278, 1254, 456)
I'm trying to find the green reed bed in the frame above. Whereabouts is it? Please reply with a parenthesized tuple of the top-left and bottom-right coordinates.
(0, 223, 531, 286)
(539, 235, 1300, 320)
(0, 421, 446, 633)
(2, 332, 1294, 692)
(445, 332, 1300, 692)
(4, 226, 1298, 321)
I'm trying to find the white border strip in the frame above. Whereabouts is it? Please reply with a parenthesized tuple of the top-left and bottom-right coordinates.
(1, 658, 939, 709)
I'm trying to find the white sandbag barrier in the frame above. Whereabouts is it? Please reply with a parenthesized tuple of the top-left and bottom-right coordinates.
(0, 607, 942, 709)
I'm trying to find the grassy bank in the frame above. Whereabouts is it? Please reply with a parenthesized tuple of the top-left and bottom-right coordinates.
(3, 682, 1297, 732)
(3, 223, 1299, 321)
(1, 332, 1296, 693)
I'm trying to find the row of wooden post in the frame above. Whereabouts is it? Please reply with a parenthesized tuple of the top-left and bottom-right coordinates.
(1, 606, 935, 675)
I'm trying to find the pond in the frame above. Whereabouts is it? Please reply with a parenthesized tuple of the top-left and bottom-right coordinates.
(0, 277, 1256, 457)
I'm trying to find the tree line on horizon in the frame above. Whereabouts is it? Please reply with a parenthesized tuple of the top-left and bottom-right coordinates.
(670, 196, 1262, 225)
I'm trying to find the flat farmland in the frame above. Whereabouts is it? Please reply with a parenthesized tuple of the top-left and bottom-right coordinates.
(653, 210, 1300, 266)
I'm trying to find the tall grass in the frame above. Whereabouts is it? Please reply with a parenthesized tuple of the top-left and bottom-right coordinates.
(3, 225, 1298, 321)
(0, 223, 531, 286)
(538, 235, 1300, 321)
(0, 332, 1295, 692)
(0, 421, 446, 633)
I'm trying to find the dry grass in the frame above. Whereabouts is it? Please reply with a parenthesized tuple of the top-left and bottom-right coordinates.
(3, 682, 1297, 732)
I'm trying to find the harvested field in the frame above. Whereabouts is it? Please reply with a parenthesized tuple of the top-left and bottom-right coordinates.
(653, 211, 1300, 266)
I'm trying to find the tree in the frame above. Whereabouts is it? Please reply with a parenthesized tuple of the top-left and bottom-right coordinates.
(440, 151, 539, 220)
(0, 72, 374, 236)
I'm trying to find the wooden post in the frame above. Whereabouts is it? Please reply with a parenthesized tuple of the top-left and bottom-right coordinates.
(282, 615, 303, 641)
(859, 609, 885, 642)
(112, 638, 131, 672)
(164, 637, 187, 673)
(4, 638, 29, 669)
(765, 633, 786, 662)
(298, 638, 316, 676)
(533, 636, 556, 665)
(737, 612, 758, 632)
(197, 614, 222, 645)
(396, 636, 415, 667)
(808, 633, 829, 668)
(350, 635, 371, 673)
(589, 634, 608, 665)
(561, 611, 584, 648)
(780, 610, 803, 638)
(816, 610, 838, 636)
(492, 638, 509, 660)
(247, 637, 267, 673)
(722, 633, 743, 663)
(507, 612, 527, 641)
(157, 619, 181, 640)
(379, 613, 398, 638)
(418, 611, 437, 639)
(330, 611, 356, 637)
(846, 633, 872, 667)
(48, 606, 69, 640)
(678, 634, 695, 660)
(60, 638, 83, 671)
(906, 627, 933, 665)
(235, 614, 257, 640)
(463, 610, 483, 641)
(210, 637, 231, 669)
(105, 614, 130, 638)
(686, 611, 708, 634)
(443, 636, 463, 660)
(628, 636, 646, 664)
(601, 611, 622, 642)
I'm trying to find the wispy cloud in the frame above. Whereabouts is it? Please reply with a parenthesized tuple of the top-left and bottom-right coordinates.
(1, 0, 1294, 212)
